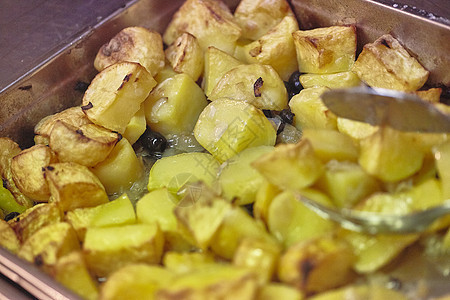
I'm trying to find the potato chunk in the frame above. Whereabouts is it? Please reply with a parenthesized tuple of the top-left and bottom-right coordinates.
(194, 99, 276, 163)
(252, 140, 324, 191)
(144, 73, 208, 137)
(83, 223, 164, 277)
(163, 0, 241, 55)
(11, 145, 57, 201)
(209, 64, 288, 110)
(44, 162, 109, 211)
(165, 33, 204, 81)
(8, 203, 62, 243)
(0, 219, 20, 253)
(91, 138, 144, 195)
(49, 121, 120, 167)
(352, 34, 429, 91)
(289, 87, 337, 130)
(18, 222, 80, 269)
(100, 264, 175, 300)
(278, 236, 355, 294)
(242, 15, 299, 81)
(94, 26, 165, 76)
(218, 145, 274, 205)
(299, 71, 361, 89)
(82, 62, 156, 133)
(234, 0, 295, 40)
(203, 46, 242, 97)
(293, 25, 356, 74)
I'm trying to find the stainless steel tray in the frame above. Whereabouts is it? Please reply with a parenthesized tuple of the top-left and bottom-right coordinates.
(0, 0, 449, 298)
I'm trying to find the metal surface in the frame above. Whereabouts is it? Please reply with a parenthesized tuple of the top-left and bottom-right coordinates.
(322, 87, 450, 132)
(0, 247, 82, 300)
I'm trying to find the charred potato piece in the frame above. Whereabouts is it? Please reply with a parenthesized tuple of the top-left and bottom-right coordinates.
(242, 15, 299, 81)
(44, 162, 109, 212)
(94, 26, 165, 76)
(277, 236, 356, 295)
(165, 32, 204, 81)
(293, 25, 357, 74)
(82, 61, 156, 133)
(234, 0, 295, 40)
(10, 145, 57, 201)
(0, 138, 33, 212)
(34, 106, 92, 145)
(351, 34, 429, 91)
(209, 64, 288, 111)
(49, 121, 120, 167)
(18, 222, 80, 269)
(163, 0, 241, 55)
(8, 203, 62, 244)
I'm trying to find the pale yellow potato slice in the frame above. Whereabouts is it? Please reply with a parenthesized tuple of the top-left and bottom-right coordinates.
(194, 99, 276, 163)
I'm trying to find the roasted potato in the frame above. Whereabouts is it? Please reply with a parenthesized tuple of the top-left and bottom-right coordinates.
(94, 26, 165, 77)
(0, 219, 20, 253)
(165, 32, 204, 81)
(163, 0, 241, 55)
(82, 61, 156, 133)
(234, 0, 295, 40)
(352, 34, 429, 91)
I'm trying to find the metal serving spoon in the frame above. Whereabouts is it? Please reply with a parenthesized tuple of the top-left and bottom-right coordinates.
(291, 87, 450, 234)
(295, 194, 450, 234)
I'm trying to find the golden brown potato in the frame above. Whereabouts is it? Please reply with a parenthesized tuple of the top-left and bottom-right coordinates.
(0, 219, 20, 253)
(242, 15, 299, 81)
(234, 0, 295, 40)
(94, 26, 165, 76)
(352, 34, 429, 91)
(49, 121, 120, 167)
(82, 61, 156, 134)
(44, 162, 109, 211)
(8, 203, 62, 243)
(156, 264, 259, 300)
(293, 25, 357, 74)
(100, 264, 175, 300)
(278, 236, 356, 295)
(51, 251, 99, 300)
(412, 87, 442, 103)
(34, 106, 92, 145)
(18, 222, 80, 269)
(209, 63, 288, 110)
(0, 138, 33, 211)
(83, 223, 164, 277)
(11, 145, 58, 201)
(165, 32, 204, 81)
(163, 0, 241, 55)
(252, 140, 324, 191)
